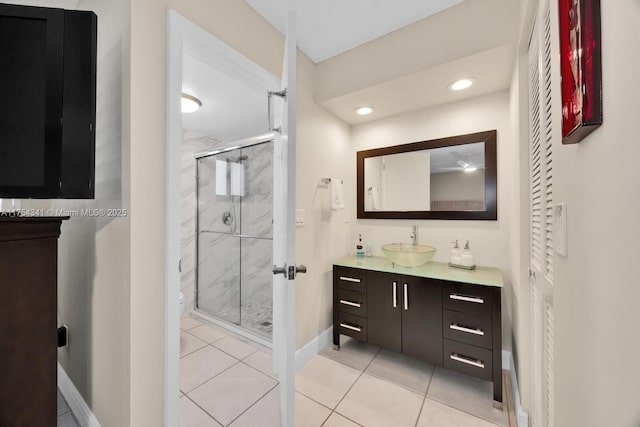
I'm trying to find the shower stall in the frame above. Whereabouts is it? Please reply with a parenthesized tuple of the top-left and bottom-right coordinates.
(195, 138, 274, 341)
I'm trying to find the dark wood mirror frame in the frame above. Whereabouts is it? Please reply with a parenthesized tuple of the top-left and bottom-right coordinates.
(357, 130, 497, 220)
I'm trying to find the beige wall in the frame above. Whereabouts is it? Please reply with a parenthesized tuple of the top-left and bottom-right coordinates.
(350, 91, 514, 352)
(550, 2, 640, 426)
(54, 1, 132, 426)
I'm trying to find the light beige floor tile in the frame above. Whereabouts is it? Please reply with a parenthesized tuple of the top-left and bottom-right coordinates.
(57, 412, 79, 427)
(335, 373, 423, 427)
(322, 412, 362, 427)
(243, 349, 276, 378)
(187, 324, 228, 343)
(229, 386, 280, 427)
(57, 389, 70, 417)
(179, 396, 222, 427)
(296, 392, 332, 426)
(320, 337, 380, 371)
(212, 335, 259, 359)
(188, 363, 277, 426)
(180, 331, 207, 357)
(295, 355, 361, 409)
(180, 346, 238, 393)
(181, 316, 203, 331)
(427, 367, 508, 426)
(417, 398, 499, 427)
(365, 349, 434, 395)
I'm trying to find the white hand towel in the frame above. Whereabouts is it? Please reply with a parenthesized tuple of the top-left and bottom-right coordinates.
(215, 160, 227, 196)
(331, 178, 344, 210)
(370, 186, 380, 210)
(230, 162, 245, 196)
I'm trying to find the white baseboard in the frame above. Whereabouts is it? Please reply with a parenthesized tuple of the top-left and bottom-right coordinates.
(295, 327, 333, 371)
(502, 350, 529, 427)
(57, 363, 101, 427)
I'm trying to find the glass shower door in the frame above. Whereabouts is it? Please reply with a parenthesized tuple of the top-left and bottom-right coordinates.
(196, 142, 274, 340)
(239, 142, 273, 338)
(196, 149, 243, 325)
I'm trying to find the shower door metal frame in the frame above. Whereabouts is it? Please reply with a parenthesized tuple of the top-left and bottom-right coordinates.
(193, 133, 276, 345)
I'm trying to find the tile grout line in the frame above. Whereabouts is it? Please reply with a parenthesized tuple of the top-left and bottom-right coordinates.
(183, 393, 225, 426)
(225, 382, 279, 426)
(321, 345, 382, 424)
(183, 358, 242, 395)
(413, 364, 436, 427)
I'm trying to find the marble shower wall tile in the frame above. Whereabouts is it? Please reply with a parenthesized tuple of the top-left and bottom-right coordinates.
(181, 134, 222, 311)
(240, 142, 273, 239)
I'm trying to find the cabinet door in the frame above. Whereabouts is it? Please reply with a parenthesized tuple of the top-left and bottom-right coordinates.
(401, 277, 443, 365)
(367, 271, 401, 352)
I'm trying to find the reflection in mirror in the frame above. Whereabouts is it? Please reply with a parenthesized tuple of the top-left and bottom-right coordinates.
(364, 142, 485, 212)
(357, 130, 497, 220)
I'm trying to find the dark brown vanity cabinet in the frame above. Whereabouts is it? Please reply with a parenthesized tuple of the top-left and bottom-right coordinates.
(366, 271, 443, 364)
(333, 263, 503, 407)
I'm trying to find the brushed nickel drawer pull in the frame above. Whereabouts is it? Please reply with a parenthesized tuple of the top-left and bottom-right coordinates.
(340, 323, 362, 332)
(450, 353, 485, 369)
(339, 300, 361, 308)
(392, 281, 397, 308)
(339, 276, 361, 283)
(449, 294, 484, 304)
(450, 324, 485, 336)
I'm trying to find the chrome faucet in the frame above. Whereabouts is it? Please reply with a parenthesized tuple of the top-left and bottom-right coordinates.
(410, 224, 418, 245)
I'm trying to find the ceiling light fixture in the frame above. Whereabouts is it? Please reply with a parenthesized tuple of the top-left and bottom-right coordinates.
(355, 106, 374, 115)
(464, 167, 477, 172)
(181, 93, 202, 113)
(449, 78, 474, 91)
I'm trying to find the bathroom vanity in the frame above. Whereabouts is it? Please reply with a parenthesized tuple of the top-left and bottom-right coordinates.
(0, 216, 67, 426)
(333, 256, 503, 407)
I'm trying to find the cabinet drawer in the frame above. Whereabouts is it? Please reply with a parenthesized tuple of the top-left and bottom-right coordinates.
(443, 282, 493, 315)
(337, 312, 367, 342)
(337, 288, 367, 317)
(443, 310, 493, 349)
(443, 339, 493, 381)
(334, 266, 367, 294)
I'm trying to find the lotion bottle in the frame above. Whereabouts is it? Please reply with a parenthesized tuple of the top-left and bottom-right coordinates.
(450, 240, 461, 265)
(461, 240, 475, 267)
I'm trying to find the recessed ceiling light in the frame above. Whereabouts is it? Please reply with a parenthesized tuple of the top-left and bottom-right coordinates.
(182, 94, 202, 113)
(464, 167, 478, 172)
(449, 78, 474, 91)
(355, 106, 374, 115)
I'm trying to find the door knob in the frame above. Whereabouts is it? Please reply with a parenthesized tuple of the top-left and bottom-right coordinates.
(295, 265, 307, 274)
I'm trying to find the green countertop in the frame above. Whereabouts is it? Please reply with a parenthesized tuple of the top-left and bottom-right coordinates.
(334, 256, 503, 288)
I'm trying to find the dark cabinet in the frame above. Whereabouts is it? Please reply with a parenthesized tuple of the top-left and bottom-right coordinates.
(366, 271, 401, 352)
(0, 217, 66, 427)
(401, 276, 442, 365)
(333, 262, 503, 407)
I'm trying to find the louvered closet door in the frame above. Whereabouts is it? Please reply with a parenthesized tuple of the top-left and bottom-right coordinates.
(528, 1, 557, 426)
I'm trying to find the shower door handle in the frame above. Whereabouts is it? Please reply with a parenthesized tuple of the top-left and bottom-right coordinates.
(273, 264, 287, 277)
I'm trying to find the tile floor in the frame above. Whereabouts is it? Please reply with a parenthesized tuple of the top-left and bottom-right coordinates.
(57, 388, 79, 427)
(180, 315, 514, 427)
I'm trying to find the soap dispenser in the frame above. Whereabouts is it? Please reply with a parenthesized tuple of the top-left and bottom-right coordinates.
(450, 240, 461, 265)
(461, 240, 475, 267)
(356, 234, 365, 257)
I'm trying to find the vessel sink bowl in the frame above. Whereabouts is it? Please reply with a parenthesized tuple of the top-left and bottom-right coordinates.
(381, 243, 436, 267)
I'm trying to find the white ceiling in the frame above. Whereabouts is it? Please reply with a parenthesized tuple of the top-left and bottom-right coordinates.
(429, 142, 485, 174)
(182, 0, 520, 137)
(182, 53, 268, 143)
(245, 0, 465, 63)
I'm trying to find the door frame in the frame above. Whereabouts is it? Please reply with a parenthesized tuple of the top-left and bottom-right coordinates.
(166, 10, 279, 426)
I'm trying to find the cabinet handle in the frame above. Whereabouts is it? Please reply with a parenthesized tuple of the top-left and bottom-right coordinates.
(450, 353, 485, 369)
(449, 294, 484, 304)
(339, 276, 361, 283)
(339, 299, 361, 308)
(340, 323, 362, 332)
(450, 324, 485, 336)
(403, 283, 408, 310)
(392, 281, 397, 308)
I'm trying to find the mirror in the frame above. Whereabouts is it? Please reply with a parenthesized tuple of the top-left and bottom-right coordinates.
(357, 130, 497, 220)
